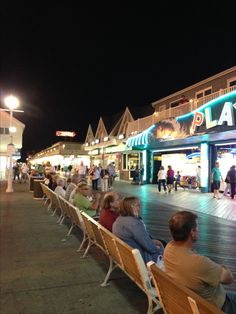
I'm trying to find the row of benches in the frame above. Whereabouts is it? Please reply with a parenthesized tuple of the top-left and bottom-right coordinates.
(39, 182, 224, 314)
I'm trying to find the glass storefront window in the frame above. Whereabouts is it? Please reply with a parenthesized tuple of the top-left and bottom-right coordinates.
(122, 152, 143, 170)
(128, 153, 139, 170)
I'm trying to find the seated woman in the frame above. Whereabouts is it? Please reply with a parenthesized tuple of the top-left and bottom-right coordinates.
(99, 192, 120, 232)
(54, 178, 66, 198)
(112, 196, 165, 264)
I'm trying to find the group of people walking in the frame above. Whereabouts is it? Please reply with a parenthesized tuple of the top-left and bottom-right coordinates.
(157, 165, 178, 193)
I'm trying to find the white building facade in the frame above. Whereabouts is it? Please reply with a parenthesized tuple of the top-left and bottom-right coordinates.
(0, 111, 25, 179)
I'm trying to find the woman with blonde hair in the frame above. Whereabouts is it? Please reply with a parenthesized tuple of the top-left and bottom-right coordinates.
(112, 196, 165, 264)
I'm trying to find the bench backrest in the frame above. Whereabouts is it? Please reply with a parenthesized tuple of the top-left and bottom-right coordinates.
(115, 236, 152, 294)
(147, 262, 224, 314)
(58, 195, 68, 215)
(81, 211, 96, 242)
(89, 218, 107, 253)
(40, 183, 51, 199)
(99, 226, 123, 268)
(67, 203, 85, 230)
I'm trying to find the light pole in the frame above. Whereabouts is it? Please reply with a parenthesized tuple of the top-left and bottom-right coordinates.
(1, 95, 23, 192)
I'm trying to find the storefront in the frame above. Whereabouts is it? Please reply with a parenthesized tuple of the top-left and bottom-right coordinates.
(30, 142, 90, 170)
(121, 150, 146, 181)
(151, 147, 200, 188)
(89, 144, 126, 180)
(127, 90, 236, 191)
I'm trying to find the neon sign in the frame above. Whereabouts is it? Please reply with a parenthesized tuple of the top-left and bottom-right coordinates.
(56, 131, 76, 137)
(191, 101, 235, 134)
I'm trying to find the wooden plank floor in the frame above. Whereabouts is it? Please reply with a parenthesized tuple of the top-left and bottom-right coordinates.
(114, 181, 236, 292)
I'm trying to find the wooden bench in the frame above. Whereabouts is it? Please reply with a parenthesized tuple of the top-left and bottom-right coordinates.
(40, 183, 52, 210)
(80, 212, 162, 314)
(147, 261, 224, 314)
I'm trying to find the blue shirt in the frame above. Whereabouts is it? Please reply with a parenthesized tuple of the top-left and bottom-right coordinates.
(212, 167, 221, 181)
(112, 216, 163, 264)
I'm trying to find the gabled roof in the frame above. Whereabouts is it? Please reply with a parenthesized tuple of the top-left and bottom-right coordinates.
(0, 111, 25, 128)
(94, 117, 108, 141)
(109, 107, 134, 137)
(84, 124, 95, 145)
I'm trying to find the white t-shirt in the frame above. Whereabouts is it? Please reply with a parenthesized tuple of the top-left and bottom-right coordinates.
(157, 170, 166, 180)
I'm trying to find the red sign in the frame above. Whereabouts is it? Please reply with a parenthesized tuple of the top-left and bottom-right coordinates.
(56, 131, 76, 137)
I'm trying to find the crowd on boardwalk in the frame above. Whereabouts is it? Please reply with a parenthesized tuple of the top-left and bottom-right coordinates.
(32, 161, 236, 314)
(156, 163, 236, 200)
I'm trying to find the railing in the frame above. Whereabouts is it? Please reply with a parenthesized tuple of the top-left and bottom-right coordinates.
(197, 85, 236, 107)
(126, 85, 236, 137)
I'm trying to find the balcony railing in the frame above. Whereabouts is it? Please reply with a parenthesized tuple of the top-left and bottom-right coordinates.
(126, 85, 236, 137)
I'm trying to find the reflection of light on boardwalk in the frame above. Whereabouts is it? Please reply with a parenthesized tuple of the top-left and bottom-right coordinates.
(113, 181, 236, 222)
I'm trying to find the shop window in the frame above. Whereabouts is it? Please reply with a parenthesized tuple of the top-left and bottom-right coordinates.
(195, 87, 212, 99)
(0, 128, 4, 134)
(128, 153, 139, 170)
(5, 128, 10, 134)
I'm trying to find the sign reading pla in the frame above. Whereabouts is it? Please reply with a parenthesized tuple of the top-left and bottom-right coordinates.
(191, 102, 235, 133)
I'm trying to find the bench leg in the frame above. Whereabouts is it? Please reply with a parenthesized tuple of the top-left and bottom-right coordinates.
(51, 207, 58, 216)
(77, 233, 88, 252)
(59, 216, 66, 225)
(57, 214, 63, 223)
(47, 200, 52, 211)
(149, 297, 162, 314)
(81, 239, 94, 258)
(100, 258, 117, 287)
(66, 224, 74, 236)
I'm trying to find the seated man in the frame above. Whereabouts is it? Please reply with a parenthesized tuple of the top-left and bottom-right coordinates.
(164, 211, 236, 313)
(73, 182, 101, 217)
(65, 173, 80, 201)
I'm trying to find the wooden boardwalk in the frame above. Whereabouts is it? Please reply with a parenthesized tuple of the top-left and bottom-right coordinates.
(114, 181, 236, 292)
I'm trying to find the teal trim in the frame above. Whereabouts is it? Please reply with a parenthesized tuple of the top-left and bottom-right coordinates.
(126, 124, 155, 148)
(177, 90, 236, 120)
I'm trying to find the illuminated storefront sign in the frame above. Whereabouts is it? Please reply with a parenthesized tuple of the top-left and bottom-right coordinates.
(56, 131, 76, 137)
(88, 149, 99, 155)
(105, 144, 126, 153)
(144, 91, 236, 145)
(177, 90, 236, 136)
(191, 101, 235, 134)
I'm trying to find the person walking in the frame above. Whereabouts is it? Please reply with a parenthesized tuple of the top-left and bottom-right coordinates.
(166, 165, 174, 193)
(228, 165, 236, 199)
(224, 167, 232, 197)
(174, 171, 181, 191)
(211, 161, 223, 199)
(157, 166, 167, 193)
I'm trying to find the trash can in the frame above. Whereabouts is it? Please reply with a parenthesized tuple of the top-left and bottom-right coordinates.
(30, 176, 37, 192)
(30, 176, 44, 192)
(33, 179, 45, 199)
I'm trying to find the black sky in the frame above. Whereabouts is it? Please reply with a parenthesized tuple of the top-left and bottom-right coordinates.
(0, 2, 236, 159)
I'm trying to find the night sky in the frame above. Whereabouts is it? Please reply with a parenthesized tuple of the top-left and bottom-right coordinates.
(1, 2, 236, 160)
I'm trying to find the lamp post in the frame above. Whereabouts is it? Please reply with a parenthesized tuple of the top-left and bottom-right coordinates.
(3, 95, 23, 192)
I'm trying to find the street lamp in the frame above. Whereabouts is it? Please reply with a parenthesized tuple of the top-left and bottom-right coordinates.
(3, 95, 21, 192)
